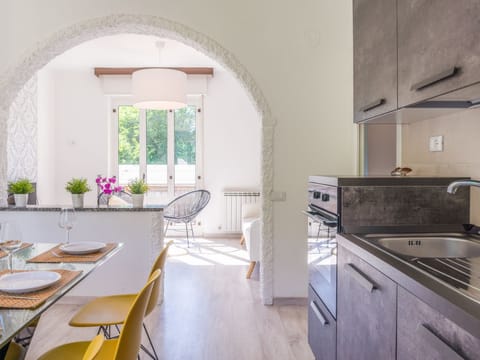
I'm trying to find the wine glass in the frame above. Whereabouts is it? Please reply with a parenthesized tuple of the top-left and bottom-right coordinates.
(0, 222, 23, 273)
(58, 207, 76, 244)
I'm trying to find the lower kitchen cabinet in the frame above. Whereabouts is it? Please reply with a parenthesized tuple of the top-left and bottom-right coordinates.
(337, 245, 397, 360)
(308, 286, 336, 360)
(397, 287, 480, 360)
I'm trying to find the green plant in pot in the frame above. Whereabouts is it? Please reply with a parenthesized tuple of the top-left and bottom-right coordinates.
(8, 179, 34, 207)
(127, 178, 149, 208)
(65, 178, 91, 208)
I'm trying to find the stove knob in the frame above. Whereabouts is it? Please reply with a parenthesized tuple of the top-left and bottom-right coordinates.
(313, 191, 321, 199)
(321, 193, 330, 201)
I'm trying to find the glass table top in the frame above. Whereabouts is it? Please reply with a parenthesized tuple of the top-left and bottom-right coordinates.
(0, 242, 122, 348)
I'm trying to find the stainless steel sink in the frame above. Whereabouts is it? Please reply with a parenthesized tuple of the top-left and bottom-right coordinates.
(363, 234, 480, 258)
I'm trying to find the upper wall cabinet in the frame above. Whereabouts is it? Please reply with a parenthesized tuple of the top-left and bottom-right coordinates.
(353, 0, 397, 123)
(398, 0, 480, 107)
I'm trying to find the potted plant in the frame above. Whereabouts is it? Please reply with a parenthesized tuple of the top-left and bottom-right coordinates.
(8, 179, 34, 207)
(65, 178, 91, 208)
(127, 178, 149, 208)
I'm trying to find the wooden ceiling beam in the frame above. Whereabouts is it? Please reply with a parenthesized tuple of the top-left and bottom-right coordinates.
(94, 67, 214, 77)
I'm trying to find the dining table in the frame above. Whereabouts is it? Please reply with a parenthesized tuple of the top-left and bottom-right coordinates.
(0, 242, 123, 349)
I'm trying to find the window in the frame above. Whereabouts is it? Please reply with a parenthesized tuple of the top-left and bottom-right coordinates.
(110, 97, 203, 203)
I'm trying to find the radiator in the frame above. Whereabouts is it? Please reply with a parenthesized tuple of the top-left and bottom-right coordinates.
(223, 191, 261, 232)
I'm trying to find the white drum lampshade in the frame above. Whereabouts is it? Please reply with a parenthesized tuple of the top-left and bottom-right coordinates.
(132, 68, 187, 110)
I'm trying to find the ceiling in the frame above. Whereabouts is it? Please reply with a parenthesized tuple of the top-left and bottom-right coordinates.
(46, 34, 222, 70)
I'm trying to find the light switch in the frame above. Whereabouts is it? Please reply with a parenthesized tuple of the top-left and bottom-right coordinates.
(429, 135, 443, 152)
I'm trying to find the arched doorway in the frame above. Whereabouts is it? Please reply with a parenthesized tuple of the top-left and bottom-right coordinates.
(0, 14, 275, 304)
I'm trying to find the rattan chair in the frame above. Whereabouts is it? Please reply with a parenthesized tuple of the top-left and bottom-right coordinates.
(164, 190, 211, 247)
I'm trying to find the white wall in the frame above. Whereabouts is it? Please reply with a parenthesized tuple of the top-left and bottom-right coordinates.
(2, 0, 356, 299)
(36, 57, 261, 233)
(37, 68, 109, 205)
(202, 68, 261, 233)
(37, 69, 56, 204)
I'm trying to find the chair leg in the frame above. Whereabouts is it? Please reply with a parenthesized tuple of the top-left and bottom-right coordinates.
(139, 322, 159, 360)
(164, 221, 170, 237)
(240, 235, 245, 246)
(246, 261, 256, 279)
(189, 222, 195, 245)
(185, 222, 190, 248)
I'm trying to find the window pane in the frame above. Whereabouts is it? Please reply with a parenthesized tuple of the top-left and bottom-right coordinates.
(118, 105, 140, 184)
(146, 110, 168, 185)
(174, 106, 196, 192)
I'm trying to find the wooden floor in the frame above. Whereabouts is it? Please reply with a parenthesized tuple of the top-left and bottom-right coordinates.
(26, 238, 314, 360)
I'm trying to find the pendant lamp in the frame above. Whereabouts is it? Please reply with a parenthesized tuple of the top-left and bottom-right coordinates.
(132, 68, 187, 110)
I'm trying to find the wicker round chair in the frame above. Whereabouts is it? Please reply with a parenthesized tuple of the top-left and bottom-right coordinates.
(164, 190, 211, 247)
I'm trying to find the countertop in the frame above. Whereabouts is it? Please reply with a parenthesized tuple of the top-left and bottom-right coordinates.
(338, 233, 480, 339)
(309, 175, 469, 187)
(0, 205, 165, 212)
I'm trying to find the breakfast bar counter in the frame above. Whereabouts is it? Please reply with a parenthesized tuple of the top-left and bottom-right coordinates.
(0, 205, 165, 299)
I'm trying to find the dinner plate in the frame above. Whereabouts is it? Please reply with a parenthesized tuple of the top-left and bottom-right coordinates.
(0, 271, 61, 294)
(59, 241, 106, 255)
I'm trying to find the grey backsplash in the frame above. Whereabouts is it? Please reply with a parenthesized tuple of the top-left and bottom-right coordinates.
(341, 186, 470, 233)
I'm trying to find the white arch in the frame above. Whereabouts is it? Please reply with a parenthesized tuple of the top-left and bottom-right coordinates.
(0, 14, 275, 304)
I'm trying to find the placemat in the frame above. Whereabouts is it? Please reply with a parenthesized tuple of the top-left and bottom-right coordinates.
(0, 243, 33, 258)
(0, 269, 82, 309)
(27, 243, 118, 263)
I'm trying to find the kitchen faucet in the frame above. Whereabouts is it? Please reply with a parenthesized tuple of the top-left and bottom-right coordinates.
(447, 179, 480, 194)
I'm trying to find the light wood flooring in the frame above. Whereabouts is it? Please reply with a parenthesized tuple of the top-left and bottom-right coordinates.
(26, 238, 314, 360)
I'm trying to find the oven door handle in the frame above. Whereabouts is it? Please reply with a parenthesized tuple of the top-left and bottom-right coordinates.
(302, 210, 337, 226)
(310, 300, 328, 326)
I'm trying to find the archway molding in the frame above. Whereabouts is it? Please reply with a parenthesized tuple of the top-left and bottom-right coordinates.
(0, 14, 275, 304)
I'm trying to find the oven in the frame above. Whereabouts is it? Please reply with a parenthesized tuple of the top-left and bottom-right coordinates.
(305, 181, 339, 319)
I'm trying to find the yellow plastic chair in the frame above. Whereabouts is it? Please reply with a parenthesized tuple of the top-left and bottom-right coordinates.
(5, 341, 26, 360)
(69, 241, 173, 360)
(82, 335, 104, 360)
(37, 269, 161, 360)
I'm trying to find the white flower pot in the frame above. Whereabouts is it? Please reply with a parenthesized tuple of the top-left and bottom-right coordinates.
(131, 194, 144, 208)
(14, 194, 28, 207)
(71, 194, 84, 208)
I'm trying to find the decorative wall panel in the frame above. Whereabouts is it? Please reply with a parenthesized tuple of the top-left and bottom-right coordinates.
(7, 75, 38, 182)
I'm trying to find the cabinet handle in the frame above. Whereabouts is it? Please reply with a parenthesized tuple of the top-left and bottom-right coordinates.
(344, 263, 376, 292)
(310, 301, 328, 326)
(360, 98, 386, 112)
(420, 324, 465, 360)
(411, 66, 460, 91)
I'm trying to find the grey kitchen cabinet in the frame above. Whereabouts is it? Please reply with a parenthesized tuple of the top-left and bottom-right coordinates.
(398, 0, 480, 107)
(337, 245, 397, 360)
(397, 287, 480, 360)
(308, 286, 336, 360)
(353, 0, 397, 122)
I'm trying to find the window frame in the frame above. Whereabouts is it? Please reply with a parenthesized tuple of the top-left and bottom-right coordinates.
(109, 95, 204, 196)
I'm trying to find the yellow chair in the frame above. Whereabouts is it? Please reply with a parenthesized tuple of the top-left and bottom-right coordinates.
(82, 335, 104, 360)
(69, 241, 173, 360)
(37, 269, 161, 360)
(5, 341, 26, 360)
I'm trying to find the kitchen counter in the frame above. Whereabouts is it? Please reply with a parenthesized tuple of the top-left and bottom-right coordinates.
(338, 233, 480, 339)
(0, 205, 165, 211)
(0, 207, 164, 298)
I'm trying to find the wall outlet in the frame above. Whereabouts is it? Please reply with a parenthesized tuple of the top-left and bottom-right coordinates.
(429, 135, 443, 152)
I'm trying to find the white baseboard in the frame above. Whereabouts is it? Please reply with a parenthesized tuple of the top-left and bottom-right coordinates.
(273, 297, 308, 306)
